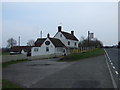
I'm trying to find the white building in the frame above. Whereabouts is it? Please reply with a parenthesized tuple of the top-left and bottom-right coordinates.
(54, 25, 79, 54)
(31, 25, 79, 56)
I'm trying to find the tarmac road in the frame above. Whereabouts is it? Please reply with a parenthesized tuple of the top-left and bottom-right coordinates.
(105, 48, 119, 71)
(104, 48, 119, 88)
(3, 55, 113, 88)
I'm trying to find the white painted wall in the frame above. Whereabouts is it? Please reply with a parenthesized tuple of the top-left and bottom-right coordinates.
(31, 38, 56, 56)
(55, 47, 66, 55)
(54, 32, 79, 48)
(54, 32, 67, 46)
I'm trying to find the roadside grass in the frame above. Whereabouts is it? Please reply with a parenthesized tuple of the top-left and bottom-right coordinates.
(2, 79, 23, 89)
(2, 59, 28, 68)
(59, 48, 104, 62)
(0, 63, 1, 68)
(2, 52, 10, 55)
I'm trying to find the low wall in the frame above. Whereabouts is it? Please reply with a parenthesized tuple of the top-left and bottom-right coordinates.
(28, 53, 62, 60)
(2, 54, 28, 63)
(2, 53, 62, 63)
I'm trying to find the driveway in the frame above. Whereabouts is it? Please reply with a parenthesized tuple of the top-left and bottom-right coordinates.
(3, 55, 113, 88)
(3, 58, 73, 88)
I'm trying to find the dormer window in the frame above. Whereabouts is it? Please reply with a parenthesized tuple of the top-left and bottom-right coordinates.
(68, 41, 70, 45)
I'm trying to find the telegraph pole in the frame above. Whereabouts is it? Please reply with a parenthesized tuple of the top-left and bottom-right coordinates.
(18, 36, 20, 46)
(88, 31, 90, 47)
(40, 31, 42, 38)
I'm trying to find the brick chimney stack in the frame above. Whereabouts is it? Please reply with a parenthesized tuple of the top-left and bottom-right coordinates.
(71, 31, 74, 35)
(47, 33, 50, 38)
(58, 25, 62, 32)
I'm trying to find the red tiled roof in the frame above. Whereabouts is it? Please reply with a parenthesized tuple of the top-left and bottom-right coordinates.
(61, 31, 79, 41)
(34, 38, 46, 46)
(49, 38, 66, 48)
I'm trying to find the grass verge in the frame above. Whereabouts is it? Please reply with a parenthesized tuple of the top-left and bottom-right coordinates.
(2, 79, 22, 89)
(2, 59, 28, 68)
(59, 48, 104, 62)
(2, 52, 10, 55)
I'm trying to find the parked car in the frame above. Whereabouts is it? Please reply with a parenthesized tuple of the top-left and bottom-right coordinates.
(10, 52, 20, 55)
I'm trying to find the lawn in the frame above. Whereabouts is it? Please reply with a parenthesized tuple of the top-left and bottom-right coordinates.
(59, 48, 104, 62)
(2, 59, 28, 68)
(2, 79, 22, 89)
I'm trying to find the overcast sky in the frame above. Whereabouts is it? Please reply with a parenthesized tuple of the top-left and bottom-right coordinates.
(2, 2, 118, 47)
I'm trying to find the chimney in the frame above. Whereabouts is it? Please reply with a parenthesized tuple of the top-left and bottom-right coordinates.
(47, 33, 50, 38)
(71, 31, 74, 35)
(58, 25, 62, 32)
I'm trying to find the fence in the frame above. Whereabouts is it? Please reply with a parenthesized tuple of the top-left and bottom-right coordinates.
(78, 46, 96, 53)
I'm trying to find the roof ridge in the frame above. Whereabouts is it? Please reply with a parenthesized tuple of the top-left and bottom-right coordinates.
(49, 37, 60, 40)
(61, 31, 71, 34)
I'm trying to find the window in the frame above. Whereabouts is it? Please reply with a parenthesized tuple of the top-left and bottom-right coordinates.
(46, 47, 49, 52)
(75, 42, 77, 46)
(34, 48, 38, 52)
(45, 41, 50, 45)
(63, 49, 65, 53)
(68, 41, 70, 45)
(60, 34, 62, 37)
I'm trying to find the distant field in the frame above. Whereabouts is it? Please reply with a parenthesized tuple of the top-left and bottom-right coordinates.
(59, 48, 104, 62)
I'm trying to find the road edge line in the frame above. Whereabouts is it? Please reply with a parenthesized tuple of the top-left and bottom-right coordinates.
(104, 49, 117, 88)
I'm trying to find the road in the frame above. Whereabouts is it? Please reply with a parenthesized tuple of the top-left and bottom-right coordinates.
(105, 48, 119, 71)
(104, 48, 119, 88)
(3, 55, 113, 88)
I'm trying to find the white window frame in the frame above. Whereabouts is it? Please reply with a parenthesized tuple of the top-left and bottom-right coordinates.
(75, 42, 77, 46)
(46, 47, 49, 52)
(68, 41, 70, 45)
(34, 48, 39, 52)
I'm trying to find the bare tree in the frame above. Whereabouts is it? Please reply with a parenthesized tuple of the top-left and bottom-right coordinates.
(79, 37, 103, 48)
(80, 36, 85, 42)
(27, 40, 35, 46)
(7, 38, 17, 48)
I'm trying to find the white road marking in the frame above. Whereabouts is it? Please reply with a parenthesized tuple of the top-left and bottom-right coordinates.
(112, 66, 116, 69)
(111, 63, 113, 66)
(115, 71, 118, 75)
(104, 49, 117, 88)
(108, 57, 110, 60)
(109, 60, 111, 62)
(104, 49, 111, 60)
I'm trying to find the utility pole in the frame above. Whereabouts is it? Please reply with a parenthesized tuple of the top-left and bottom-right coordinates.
(88, 31, 90, 47)
(18, 36, 20, 46)
(40, 31, 42, 38)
